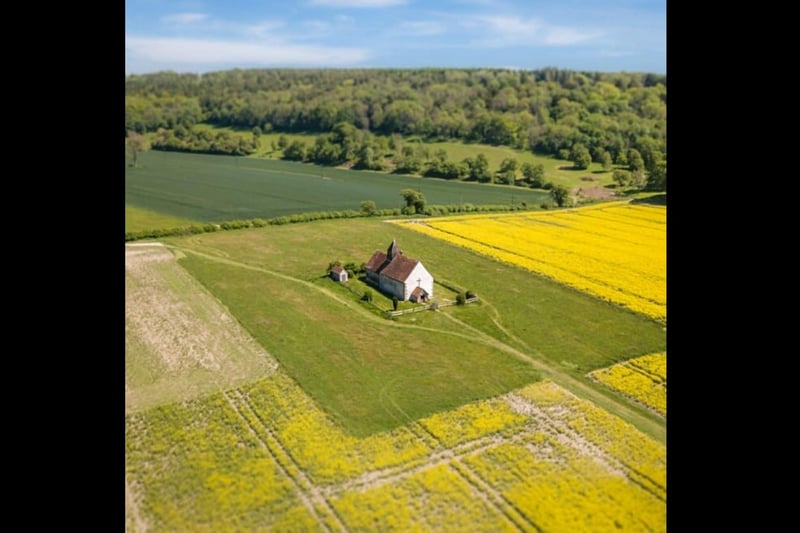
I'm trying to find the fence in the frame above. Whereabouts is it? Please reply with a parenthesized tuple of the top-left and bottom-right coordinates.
(384, 297, 479, 318)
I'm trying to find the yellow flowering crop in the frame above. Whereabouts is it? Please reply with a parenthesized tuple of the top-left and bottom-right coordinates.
(589, 352, 667, 416)
(395, 201, 666, 321)
(128, 374, 666, 531)
(418, 396, 528, 447)
(330, 464, 518, 532)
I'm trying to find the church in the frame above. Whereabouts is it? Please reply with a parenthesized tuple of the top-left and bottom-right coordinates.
(364, 240, 434, 302)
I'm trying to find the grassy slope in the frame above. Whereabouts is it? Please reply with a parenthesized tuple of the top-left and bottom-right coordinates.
(176, 251, 539, 436)
(165, 217, 666, 435)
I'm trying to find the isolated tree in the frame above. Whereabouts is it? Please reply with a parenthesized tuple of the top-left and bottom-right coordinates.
(360, 200, 377, 216)
(464, 153, 491, 182)
(282, 140, 306, 161)
(362, 289, 373, 302)
(497, 157, 519, 185)
(550, 184, 570, 207)
(613, 169, 632, 189)
(456, 292, 466, 305)
(126, 130, 149, 167)
(277, 134, 288, 149)
(570, 144, 592, 170)
(400, 189, 426, 214)
(521, 162, 545, 187)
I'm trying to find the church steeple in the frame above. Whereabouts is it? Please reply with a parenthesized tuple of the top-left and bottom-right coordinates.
(386, 239, 401, 260)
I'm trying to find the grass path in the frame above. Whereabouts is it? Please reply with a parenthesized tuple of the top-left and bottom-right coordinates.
(165, 241, 665, 445)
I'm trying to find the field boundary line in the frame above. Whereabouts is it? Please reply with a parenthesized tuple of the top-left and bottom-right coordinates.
(506, 392, 666, 504)
(223, 390, 349, 533)
(409, 408, 541, 533)
(438, 312, 666, 444)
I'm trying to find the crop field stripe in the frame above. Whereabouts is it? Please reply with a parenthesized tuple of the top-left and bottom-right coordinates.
(127, 150, 549, 222)
(408, 410, 542, 533)
(498, 215, 665, 262)
(450, 460, 541, 533)
(224, 390, 349, 533)
(437, 218, 666, 288)
(416, 223, 664, 307)
(506, 393, 666, 504)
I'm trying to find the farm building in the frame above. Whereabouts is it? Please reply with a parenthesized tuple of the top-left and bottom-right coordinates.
(330, 265, 348, 282)
(365, 239, 434, 302)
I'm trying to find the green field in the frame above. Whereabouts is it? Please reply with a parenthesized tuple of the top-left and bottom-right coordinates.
(125, 205, 200, 233)
(126, 150, 550, 224)
(164, 217, 666, 436)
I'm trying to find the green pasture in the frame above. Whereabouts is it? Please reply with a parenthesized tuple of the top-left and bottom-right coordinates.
(125, 205, 200, 233)
(125, 150, 550, 224)
(421, 139, 616, 188)
(164, 217, 666, 436)
(175, 251, 539, 436)
(246, 129, 617, 188)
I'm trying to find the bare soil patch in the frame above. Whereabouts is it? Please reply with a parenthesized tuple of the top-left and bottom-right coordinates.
(125, 244, 277, 412)
(574, 185, 618, 200)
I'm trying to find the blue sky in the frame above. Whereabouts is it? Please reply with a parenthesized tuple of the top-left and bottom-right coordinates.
(125, 1, 666, 75)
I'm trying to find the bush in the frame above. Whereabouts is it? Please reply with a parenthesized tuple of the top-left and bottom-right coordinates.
(456, 292, 466, 305)
(362, 289, 373, 302)
(465, 290, 476, 299)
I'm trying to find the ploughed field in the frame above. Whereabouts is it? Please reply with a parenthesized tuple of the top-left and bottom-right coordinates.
(126, 202, 667, 532)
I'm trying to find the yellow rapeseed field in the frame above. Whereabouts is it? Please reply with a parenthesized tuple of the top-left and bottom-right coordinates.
(395, 201, 666, 322)
(127, 375, 666, 531)
(589, 352, 667, 416)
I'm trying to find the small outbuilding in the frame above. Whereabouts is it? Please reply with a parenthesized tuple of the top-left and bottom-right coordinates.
(330, 265, 348, 282)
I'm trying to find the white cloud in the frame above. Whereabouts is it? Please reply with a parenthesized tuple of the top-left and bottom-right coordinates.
(394, 21, 447, 36)
(468, 15, 601, 47)
(544, 27, 602, 46)
(240, 20, 287, 39)
(301, 15, 355, 35)
(309, 0, 406, 7)
(125, 36, 369, 66)
(161, 13, 207, 25)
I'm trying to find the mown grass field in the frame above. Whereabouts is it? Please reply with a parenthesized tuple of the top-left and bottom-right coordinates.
(125, 150, 550, 226)
(163, 214, 665, 435)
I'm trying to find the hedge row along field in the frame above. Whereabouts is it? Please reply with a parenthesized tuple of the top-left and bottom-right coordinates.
(588, 352, 667, 416)
(126, 369, 666, 531)
(395, 201, 666, 322)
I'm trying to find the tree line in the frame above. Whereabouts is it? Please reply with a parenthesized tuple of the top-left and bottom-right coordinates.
(126, 68, 666, 190)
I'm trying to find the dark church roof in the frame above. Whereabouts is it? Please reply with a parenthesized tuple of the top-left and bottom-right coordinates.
(365, 240, 421, 282)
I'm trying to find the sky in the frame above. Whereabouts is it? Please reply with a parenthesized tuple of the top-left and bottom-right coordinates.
(125, 0, 666, 75)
